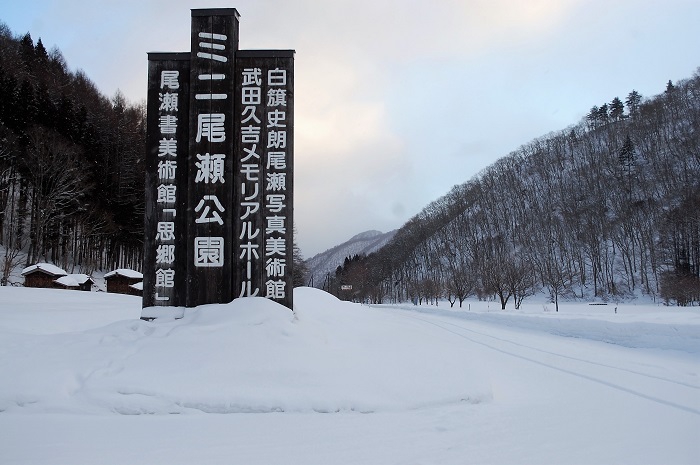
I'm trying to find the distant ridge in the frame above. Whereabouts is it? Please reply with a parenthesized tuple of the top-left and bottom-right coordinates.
(305, 230, 397, 287)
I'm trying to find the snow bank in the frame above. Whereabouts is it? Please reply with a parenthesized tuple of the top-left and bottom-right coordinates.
(0, 287, 489, 415)
(0, 286, 141, 334)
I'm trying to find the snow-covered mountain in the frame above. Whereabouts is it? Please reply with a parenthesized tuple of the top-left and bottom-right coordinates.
(305, 230, 396, 287)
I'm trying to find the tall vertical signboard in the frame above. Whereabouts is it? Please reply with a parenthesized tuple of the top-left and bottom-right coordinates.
(187, 10, 239, 307)
(143, 8, 294, 317)
(143, 53, 190, 311)
(234, 51, 294, 310)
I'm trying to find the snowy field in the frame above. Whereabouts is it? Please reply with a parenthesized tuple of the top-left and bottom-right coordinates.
(0, 286, 698, 464)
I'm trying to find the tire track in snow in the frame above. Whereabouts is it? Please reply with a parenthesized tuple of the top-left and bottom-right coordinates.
(385, 309, 700, 416)
(419, 311, 698, 390)
(374, 304, 699, 390)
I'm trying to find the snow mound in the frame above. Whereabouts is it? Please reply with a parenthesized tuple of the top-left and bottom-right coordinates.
(0, 287, 490, 415)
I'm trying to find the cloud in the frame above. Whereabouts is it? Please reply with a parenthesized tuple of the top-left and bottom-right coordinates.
(6, 0, 700, 258)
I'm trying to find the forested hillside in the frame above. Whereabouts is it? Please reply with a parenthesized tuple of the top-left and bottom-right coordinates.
(337, 71, 700, 307)
(0, 24, 146, 282)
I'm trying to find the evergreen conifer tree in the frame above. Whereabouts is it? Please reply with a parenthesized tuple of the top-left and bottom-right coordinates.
(625, 90, 642, 117)
(610, 97, 624, 120)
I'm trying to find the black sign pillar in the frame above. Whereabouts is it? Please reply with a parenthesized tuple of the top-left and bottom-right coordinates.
(234, 51, 294, 310)
(143, 53, 190, 315)
(186, 9, 239, 307)
(143, 9, 294, 316)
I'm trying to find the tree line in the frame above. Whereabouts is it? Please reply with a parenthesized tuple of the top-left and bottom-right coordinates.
(331, 70, 700, 307)
(0, 24, 310, 287)
(0, 25, 146, 283)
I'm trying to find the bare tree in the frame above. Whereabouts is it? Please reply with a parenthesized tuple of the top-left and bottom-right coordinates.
(22, 126, 89, 264)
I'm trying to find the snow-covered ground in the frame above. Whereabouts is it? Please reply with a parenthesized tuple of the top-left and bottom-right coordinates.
(0, 286, 698, 464)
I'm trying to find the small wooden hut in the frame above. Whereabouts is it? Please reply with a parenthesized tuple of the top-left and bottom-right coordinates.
(57, 274, 95, 291)
(22, 263, 68, 288)
(105, 269, 143, 294)
(70, 274, 94, 291)
(53, 275, 81, 290)
(128, 281, 143, 297)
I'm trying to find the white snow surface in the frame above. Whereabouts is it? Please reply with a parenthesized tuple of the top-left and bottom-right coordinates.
(1, 286, 698, 464)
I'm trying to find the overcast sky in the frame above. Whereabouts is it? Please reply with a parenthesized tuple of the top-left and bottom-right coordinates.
(3, 0, 699, 257)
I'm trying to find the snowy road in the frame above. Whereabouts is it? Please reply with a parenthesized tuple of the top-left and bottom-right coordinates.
(380, 305, 700, 416)
(1, 288, 699, 464)
(363, 304, 700, 464)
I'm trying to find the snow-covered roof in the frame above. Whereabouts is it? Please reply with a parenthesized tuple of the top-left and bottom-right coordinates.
(67, 274, 93, 285)
(104, 269, 143, 279)
(54, 276, 80, 288)
(130, 281, 144, 291)
(21, 263, 68, 277)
